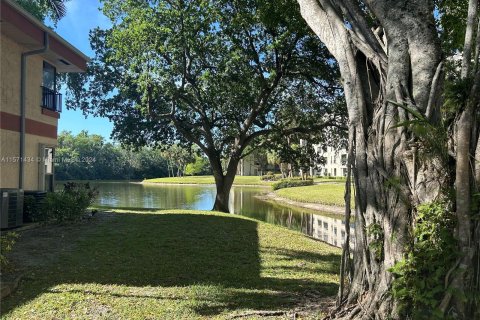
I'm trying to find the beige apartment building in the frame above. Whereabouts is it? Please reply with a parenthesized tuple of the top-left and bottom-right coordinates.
(0, 0, 88, 227)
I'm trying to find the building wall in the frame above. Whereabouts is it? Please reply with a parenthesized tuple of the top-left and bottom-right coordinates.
(237, 155, 258, 176)
(313, 145, 348, 177)
(1, 34, 58, 190)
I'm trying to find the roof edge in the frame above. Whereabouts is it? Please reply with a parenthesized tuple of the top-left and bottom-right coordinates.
(3, 0, 90, 63)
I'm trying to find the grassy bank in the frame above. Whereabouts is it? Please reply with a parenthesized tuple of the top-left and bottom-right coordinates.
(2, 210, 341, 319)
(313, 177, 347, 183)
(144, 176, 347, 186)
(275, 184, 352, 207)
(144, 175, 273, 186)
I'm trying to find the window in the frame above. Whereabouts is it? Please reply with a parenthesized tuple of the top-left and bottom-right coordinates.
(43, 61, 56, 90)
(44, 147, 53, 174)
(334, 168, 337, 176)
(41, 62, 62, 112)
(341, 154, 347, 165)
(40, 146, 55, 192)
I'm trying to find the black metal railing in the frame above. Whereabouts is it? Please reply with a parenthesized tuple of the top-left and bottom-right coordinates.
(41, 86, 62, 112)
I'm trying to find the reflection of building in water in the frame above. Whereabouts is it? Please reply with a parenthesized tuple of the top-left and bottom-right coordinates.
(311, 213, 355, 249)
(231, 186, 355, 249)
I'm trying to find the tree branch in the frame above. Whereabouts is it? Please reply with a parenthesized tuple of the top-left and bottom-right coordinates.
(461, 0, 479, 78)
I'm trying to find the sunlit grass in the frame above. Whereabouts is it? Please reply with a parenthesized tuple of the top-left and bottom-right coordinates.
(144, 176, 272, 186)
(313, 177, 347, 183)
(275, 184, 353, 207)
(2, 210, 340, 319)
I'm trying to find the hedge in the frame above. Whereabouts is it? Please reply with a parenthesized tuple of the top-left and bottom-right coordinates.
(272, 178, 314, 190)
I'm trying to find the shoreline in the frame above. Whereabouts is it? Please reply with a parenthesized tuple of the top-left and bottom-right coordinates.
(142, 181, 345, 214)
(258, 192, 346, 215)
(141, 181, 271, 187)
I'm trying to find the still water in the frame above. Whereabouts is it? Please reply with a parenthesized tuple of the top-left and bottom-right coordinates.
(66, 181, 354, 248)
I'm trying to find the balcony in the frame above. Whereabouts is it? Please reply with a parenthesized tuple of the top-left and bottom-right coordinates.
(41, 86, 62, 112)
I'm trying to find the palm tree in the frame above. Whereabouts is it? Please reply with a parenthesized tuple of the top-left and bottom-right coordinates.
(15, 0, 68, 22)
(46, 0, 67, 20)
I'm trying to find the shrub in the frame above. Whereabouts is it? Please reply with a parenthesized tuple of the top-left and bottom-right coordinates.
(39, 182, 98, 224)
(23, 195, 38, 222)
(1, 232, 19, 271)
(261, 173, 282, 181)
(389, 202, 457, 319)
(272, 178, 313, 190)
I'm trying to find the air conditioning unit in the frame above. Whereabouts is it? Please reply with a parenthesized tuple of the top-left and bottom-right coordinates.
(0, 189, 24, 229)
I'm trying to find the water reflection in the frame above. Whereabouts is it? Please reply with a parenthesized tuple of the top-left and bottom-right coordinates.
(231, 187, 355, 249)
(61, 181, 354, 248)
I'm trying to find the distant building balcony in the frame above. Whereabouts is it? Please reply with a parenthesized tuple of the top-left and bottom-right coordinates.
(41, 86, 62, 112)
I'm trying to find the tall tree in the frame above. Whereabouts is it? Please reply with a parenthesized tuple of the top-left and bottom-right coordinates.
(69, 0, 343, 212)
(296, 0, 480, 319)
(15, 0, 68, 24)
(55, 131, 169, 180)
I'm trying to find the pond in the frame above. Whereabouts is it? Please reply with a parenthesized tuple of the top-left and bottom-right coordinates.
(61, 181, 354, 249)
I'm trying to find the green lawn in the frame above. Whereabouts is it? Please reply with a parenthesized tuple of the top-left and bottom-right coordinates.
(275, 184, 352, 207)
(2, 210, 340, 319)
(144, 175, 272, 186)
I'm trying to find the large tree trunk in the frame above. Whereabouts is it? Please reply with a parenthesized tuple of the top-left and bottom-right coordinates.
(212, 173, 235, 213)
(209, 152, 239, 213)
(295, 0, 480, 318)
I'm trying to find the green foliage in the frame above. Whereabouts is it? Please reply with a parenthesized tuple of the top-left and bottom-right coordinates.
(0, 232, 19, 270)
(15, 0, 69, 25)
(443, 77, 473, 117)
(434, 0, 469, 54)
(23, 195, 42, 223)
(272, 178, 313, 191)
(366, 222, 384, 261)
(389, 202, 457, 319)
(38, 183, 98, 224)
(55, 131, 170, 180)
(184, 156, 211, 176)
(162, 144, 196, 177)
(390, 101, 450, 166)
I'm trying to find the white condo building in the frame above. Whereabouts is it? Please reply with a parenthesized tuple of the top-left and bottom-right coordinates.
(313, 145, 348, 177)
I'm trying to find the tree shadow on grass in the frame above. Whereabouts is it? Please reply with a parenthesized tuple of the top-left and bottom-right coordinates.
(1, 212, 339, 317)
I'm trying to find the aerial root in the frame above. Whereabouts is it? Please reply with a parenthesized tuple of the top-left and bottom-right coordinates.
(228, 310, 291, 319)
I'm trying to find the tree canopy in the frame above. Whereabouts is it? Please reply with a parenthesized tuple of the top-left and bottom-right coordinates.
(15, 0, 68, 24)
(54, 131, 203, 180)
(68, 0, 345, 212)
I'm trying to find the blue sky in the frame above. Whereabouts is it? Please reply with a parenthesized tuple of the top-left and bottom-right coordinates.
(51, 0, 114, 139)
